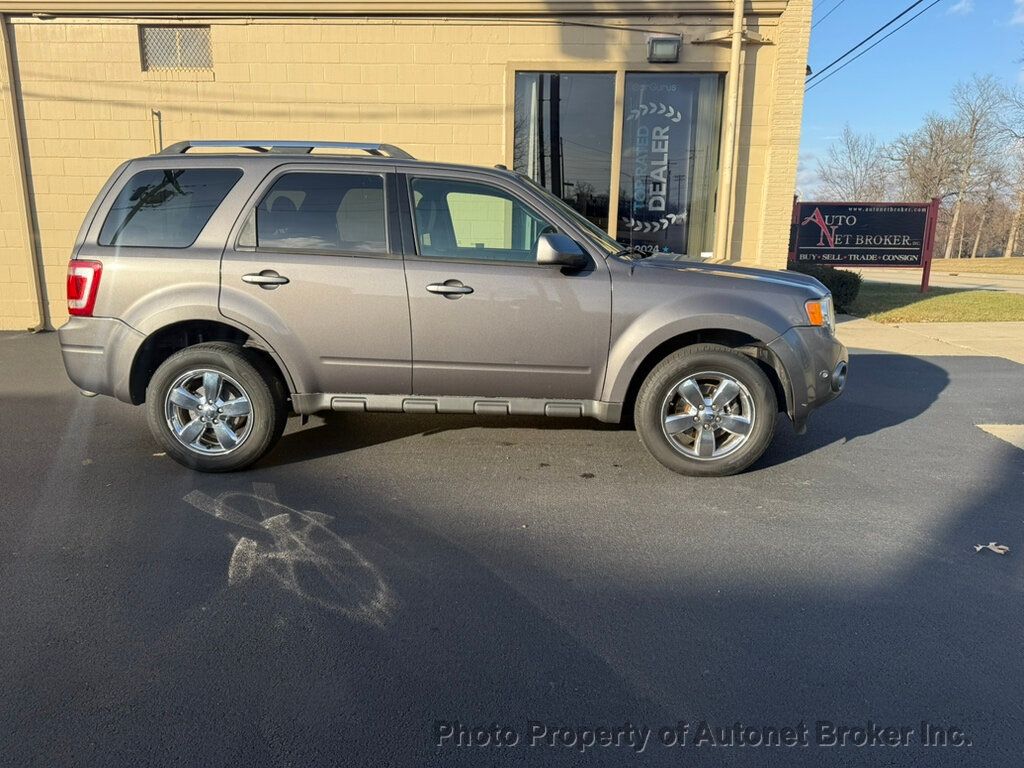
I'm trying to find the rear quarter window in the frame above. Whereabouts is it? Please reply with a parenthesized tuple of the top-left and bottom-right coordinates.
(99, 168, 242, 248)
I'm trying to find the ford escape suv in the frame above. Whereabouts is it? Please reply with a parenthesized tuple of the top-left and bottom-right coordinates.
(60, 140, 847, 476)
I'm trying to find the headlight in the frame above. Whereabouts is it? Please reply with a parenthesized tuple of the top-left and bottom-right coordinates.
(804, 296, 835, 333)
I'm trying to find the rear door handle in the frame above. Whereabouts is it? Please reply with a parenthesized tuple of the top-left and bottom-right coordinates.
(426, 280, 474, 297)
(242, 270, 290, 289)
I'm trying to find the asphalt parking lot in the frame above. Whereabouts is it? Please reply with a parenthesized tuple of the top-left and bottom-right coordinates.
(1, 331, 1022, 767)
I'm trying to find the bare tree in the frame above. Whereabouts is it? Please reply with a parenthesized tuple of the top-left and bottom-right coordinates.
(942, 75, 1005, 259)
(969, 187, 995, 259)
(888, 114, 961, 202)
(1004, 151, 1024, 258)
(855, 75, 1024, 261)
(1001, 84, 1024, 141)
(814, 124, 890, 200)
(1000, 91, 1024, 257)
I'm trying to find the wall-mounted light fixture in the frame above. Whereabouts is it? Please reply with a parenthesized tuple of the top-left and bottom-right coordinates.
(647, 36, 681, 63)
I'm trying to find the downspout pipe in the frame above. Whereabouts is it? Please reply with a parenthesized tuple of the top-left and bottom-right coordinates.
(713, 0, 744, 261)
(0, 13, 48, 331)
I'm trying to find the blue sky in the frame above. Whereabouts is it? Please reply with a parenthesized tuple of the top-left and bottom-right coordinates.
(799, 0, 1024, 190)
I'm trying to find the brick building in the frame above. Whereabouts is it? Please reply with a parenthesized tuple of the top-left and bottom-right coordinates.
(0, 1, 811, 330)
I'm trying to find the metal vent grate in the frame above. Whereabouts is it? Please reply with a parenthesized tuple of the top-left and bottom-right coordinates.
(140, 26, 212, 71)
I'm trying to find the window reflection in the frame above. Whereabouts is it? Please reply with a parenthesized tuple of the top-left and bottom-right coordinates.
(513, 72, 615, 232)
(99, 168, 242, 248)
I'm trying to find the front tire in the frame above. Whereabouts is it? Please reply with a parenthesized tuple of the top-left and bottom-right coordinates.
(635, 344, 777, 477)
(146, 343, 287, 472)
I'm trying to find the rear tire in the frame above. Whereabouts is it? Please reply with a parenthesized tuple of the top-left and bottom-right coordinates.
(635, 344, 777, 477)
(146, 343, 287, 472)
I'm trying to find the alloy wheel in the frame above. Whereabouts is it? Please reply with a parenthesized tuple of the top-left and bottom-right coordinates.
(660, 370, 756, 461)
(163, 369, 254, 455)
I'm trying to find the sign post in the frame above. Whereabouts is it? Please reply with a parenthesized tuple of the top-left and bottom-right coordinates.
(789, 200, 941, 293)
(919, 197, 940, 293)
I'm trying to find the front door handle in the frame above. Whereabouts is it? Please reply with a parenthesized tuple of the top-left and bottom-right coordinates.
(242, 270, 290, 289)
(426, 280, 474, 298)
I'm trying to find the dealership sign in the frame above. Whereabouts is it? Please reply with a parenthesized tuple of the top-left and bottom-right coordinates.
(789, 199, 940, 291)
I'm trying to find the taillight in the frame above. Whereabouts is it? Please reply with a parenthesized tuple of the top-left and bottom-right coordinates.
(67, 260, 102, 317)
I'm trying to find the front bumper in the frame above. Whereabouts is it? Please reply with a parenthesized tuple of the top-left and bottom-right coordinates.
(767, 325, 848, 434)
(58, 317, 145, 403)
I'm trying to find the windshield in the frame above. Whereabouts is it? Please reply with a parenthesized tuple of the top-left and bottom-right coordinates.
(514, 172, 623, 257)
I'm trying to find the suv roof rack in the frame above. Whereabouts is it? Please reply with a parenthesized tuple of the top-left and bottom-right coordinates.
(158, 140, 414, 159)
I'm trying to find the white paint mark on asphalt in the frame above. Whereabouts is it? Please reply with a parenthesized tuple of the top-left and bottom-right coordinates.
(977, 424, 1024, 452)
(183, 488, 264, 533)
(183, 483, 395, 625)
(974, 542, 1010, 555)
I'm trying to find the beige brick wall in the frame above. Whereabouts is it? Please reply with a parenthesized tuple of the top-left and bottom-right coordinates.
(0, 10, 806, 329)
(0, 24, 35, 330)
(756, 0, 811, 264)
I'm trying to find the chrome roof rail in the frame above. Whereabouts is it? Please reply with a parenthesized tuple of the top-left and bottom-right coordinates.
(158, 140, 414, 159)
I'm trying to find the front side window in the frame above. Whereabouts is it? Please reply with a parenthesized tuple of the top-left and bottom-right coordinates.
(253, 172, 387, 254)
(410, 178, 555, 263)
(99, 168, 242, 248)
(516, 171, 622, 257)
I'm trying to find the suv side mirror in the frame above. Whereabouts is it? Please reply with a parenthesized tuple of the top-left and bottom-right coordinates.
(535, 233, 588, 269)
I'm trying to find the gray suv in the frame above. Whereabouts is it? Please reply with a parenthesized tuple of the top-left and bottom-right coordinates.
(59, 140, 847, 476)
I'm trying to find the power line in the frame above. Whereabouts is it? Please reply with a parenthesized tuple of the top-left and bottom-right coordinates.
(812, 0, 850, 30)
(806, 0, 947, 92)
(806, 0, 930, 85)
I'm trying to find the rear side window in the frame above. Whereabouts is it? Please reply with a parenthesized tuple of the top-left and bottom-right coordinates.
(99, 168, 242, 248)
(252, 172, 387, 254)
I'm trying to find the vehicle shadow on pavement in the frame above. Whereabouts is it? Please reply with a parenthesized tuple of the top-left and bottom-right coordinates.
(265, 352, 948, 473)
(754, 352, 949, 469)
(263, 412, 622, 469)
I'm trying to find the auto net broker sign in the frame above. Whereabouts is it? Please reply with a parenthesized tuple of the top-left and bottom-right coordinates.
(790, 203, 930, 267)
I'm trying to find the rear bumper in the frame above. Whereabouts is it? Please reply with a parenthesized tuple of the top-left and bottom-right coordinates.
(58, 317, 145, 403)
(768, 325, 848, 434)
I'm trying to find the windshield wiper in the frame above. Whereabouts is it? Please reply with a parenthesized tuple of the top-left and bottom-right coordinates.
(615, 246, 652, 260)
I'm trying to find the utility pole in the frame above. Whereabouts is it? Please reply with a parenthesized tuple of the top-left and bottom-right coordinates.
(537, 76, 546, 188)
(712, 0, 744, 261)
(550, 74, 562, 201)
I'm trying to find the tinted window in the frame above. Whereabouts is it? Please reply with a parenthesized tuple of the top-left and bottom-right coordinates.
(99, 168, 242, 248)
(513, 72, 615, 231)
(256, 172, 386, 254)
(410, 178, 554, 263)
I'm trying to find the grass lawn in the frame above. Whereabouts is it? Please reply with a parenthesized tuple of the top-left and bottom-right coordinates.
(927, 257, 1024, 276)
(847, 282, 1024, 323)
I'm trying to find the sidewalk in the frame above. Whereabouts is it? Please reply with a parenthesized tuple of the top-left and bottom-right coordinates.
(855, 268, 1024, 295)
(836, 316, 1024, 365)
